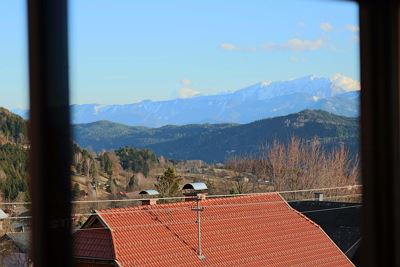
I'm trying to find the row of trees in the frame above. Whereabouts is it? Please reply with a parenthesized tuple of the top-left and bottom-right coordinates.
(115, 147, 157, 177)
(73, 144, 158, 178)
(72, 144, 160, 198)
(0, 137, 359, 200)
(110, 137, 360, 199)
(225, 137, 359, 195)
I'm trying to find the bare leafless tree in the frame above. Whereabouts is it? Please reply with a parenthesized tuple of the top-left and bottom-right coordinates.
(225, 137, 360, 198)
(225, 155, 256, 194)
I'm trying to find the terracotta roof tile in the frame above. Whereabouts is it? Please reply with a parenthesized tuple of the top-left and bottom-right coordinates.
(74, 193, 354, 267)
(72, 228, 114, 260)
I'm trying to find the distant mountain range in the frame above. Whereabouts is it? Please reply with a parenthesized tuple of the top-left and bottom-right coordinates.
(0, 107, 359, 163)
(74, 110, 359, 162)
(13, 75, 360, 127)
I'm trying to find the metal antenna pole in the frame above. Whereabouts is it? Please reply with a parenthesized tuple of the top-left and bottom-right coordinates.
(197, 197, 203, 258)
(192, 194, 205, 259)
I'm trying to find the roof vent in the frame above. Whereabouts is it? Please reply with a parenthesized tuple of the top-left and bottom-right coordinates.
(314, 192, 324, 202)
(182, 182, 208, 201)
(139, 190, 160, 205)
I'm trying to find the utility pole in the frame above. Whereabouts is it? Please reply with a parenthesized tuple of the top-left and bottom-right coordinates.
(192, 193, 206, 259)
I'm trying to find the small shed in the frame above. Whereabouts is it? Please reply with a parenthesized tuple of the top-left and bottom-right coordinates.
(0, 209, 9, 231)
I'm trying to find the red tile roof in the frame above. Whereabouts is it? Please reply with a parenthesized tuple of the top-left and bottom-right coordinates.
(74, 193, 354, 267)
(73, 228, 114, 260)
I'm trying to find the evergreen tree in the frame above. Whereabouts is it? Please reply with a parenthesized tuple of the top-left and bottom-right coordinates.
(126, 175, 138, 192)
(155, 167, 182, 197)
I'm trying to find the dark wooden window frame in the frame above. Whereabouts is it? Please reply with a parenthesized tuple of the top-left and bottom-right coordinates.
(28, 0, 71, 266)
(26, 0, 400, 266)
(359, 0, 400, 266)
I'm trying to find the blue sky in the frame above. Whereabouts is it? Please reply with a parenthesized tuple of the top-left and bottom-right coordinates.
(0, 0, 359, 109)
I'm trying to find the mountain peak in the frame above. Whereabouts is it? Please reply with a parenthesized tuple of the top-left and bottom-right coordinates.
(309, 74, 317, 80)
(303, 74, 318, 80)
(259, 81, 271, 87)
(71, 75, 359, 126)
(13, 75, 360, 127)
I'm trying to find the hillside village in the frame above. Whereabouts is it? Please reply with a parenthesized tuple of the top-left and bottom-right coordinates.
(0, 106, 361, 207)
(0, 107, 362, 266)
(0, 107, 360, 201)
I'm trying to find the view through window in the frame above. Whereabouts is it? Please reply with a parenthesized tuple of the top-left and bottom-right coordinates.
(0, 0, 362, 266)
(0, 1, 31, 266)
(69, 1, 362, 266)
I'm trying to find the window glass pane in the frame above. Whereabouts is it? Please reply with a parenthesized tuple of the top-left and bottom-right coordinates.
(0, 1, 31, 266)
(69, 0, 361, 266)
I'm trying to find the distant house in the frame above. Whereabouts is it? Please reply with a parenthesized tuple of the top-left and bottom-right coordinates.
(0, 232, 31, 267)
(73, 193, 354, 267)
(11, 210, 31, 233)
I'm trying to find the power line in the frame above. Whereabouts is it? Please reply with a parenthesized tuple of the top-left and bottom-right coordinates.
(302, 204, 362, 214)
(208, 185, 362, 199)
(0, 193, 362, 221)
(0, 184, 362, 206)
(345, 238, 362, 255)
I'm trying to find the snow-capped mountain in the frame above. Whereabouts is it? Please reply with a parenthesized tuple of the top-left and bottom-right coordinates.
(13, 75, 360, 127)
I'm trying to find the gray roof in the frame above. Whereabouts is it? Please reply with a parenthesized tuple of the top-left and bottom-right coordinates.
(139, 190, 160, 196)
(0, 209, 8, 219)
(182, 182, 208, 191)
(1, 232, 30, 253)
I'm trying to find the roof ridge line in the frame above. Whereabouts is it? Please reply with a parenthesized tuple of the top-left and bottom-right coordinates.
(277, 194, 355, 266)
(95, 210, 118, 263)
(97, 192, 282, 213)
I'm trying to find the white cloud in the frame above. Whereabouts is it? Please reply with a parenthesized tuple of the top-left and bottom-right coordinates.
(330, 73, 360, 91)
(261, 38, 324, 52)
(346, 24, 359, 33)
(179, 88, 200, 98)
(220, 43, 237, 51)
(220, 43, 256, 52)
(286, 38, 324, 51)
(178, 79, 200, 98)
(320, 22, 334, 32)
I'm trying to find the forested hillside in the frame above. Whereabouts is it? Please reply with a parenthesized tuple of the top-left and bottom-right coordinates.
(0, 107, 27, 145)
(0, 108, 28, 200)
(0, 108, 360, 200)
(0, 144, 28, 200)
(74, 110, 359, 162)
(0, 108, 162, 200)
